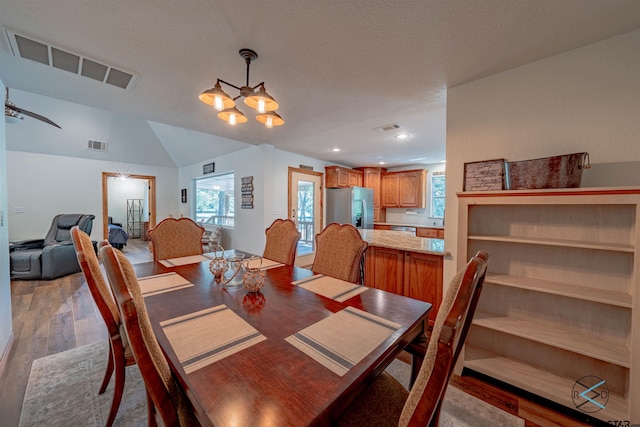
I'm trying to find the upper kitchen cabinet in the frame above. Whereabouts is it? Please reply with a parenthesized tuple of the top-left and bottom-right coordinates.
(381, 169, 427, 208)
(325, 166, 363, 188)
(357, 167, 387, 222)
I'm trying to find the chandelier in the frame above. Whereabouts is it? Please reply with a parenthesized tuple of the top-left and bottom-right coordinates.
(199, 49, 284, 128)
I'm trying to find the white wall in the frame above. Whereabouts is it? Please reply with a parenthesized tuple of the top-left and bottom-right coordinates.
(6, 151, 179, 241)
(445, 29, 640, 286)
(179, 144, 329, 256)
(107, 177, 148, 226)
(385, 162, 447, 226)
(0, 79, 12, 367)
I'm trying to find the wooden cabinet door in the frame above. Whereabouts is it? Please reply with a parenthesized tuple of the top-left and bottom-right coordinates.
(403, 251, 442, 323)
(362, 168, 381, 206)
(373, 224, 391, 230)
(364, 246, 404, 294)
(349, 170, 363, 187)
(399, 170, 425, 208)
(381, 174, 399, 207)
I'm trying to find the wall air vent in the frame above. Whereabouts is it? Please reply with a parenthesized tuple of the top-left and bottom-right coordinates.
(88, 140, 108, 152)
(5, 28, 139, 90)
(373, 123, 400, 133)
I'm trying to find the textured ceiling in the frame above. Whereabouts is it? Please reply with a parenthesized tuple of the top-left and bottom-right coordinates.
(1, 0, 640, 168)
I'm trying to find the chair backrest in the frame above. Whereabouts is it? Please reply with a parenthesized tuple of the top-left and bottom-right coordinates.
(263, 219, 301, 265)
(70, 226, 121, 339)
(312, 223, 368, 283)
(99, 242, 194, 426)
(399, 251, 488, 427)
(45, 214, 95, 246)
(148, 217, 205, 262)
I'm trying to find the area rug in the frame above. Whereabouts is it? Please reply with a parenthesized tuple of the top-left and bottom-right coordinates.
(20, 341, 524, 426)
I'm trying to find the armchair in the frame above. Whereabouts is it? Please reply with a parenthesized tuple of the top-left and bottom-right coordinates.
(10, 213, 95, 280)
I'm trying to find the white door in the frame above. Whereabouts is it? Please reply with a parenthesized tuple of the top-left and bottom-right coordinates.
(288, 167, 323, 267)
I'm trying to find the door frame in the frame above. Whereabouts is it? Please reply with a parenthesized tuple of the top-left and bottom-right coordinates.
(102, 172, 157, 241)
(288, 167, 324, 265)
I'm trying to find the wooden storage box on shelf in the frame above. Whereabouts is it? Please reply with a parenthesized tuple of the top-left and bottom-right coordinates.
(457, 188, 639, 423)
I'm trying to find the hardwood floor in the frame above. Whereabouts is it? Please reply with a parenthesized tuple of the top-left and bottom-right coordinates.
(0, 238, 601, 426)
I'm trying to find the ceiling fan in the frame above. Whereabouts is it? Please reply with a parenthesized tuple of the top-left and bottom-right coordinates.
(4, 87, 61, 129)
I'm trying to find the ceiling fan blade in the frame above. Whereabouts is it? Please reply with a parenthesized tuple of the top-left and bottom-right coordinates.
(8, 104, 61, 129)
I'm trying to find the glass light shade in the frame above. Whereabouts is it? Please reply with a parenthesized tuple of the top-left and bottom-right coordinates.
(256, 111, 284, 128)
(244, 85, 278, 112)
(218, 107, 248, 125)
(199, 82, 235, 111)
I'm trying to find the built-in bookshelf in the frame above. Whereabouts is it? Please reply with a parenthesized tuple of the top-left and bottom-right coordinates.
(457, 188, 640, 423)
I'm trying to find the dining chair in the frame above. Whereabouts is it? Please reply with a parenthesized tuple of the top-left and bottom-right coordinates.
(99, 242, 200, 427)
(311, 223, 368, 283)
(148, 217, 205, 262)
(262, 218, 301, 265)
(71, 226, 136, 427)
(337, 251, 488, 427)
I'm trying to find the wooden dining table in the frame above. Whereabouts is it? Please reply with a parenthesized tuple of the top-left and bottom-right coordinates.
(133, 250, 432, 427)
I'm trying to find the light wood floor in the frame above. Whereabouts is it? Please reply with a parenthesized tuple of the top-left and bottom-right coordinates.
(0, 238, 598, 427)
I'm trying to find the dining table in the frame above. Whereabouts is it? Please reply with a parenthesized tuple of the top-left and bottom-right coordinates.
(133, 249, 432, 427)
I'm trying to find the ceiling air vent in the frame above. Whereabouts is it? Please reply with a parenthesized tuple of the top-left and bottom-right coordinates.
(373, 123, 400, 133)
(5, 28, 139, 90)
(87, 140, 108, 152)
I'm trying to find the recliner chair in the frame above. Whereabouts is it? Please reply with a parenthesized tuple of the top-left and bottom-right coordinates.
(10, 213, 95, 280)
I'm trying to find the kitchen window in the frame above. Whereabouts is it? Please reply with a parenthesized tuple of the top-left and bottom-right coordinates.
(194, 172, 235, 227)
(430, 173, 445, 219)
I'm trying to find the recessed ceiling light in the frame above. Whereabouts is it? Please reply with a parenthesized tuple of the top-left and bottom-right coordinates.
(332, 148, 341, 152)
(379, 161, 386, 165)
(440, 160, 447, 163)
(396, 133, 409, 139)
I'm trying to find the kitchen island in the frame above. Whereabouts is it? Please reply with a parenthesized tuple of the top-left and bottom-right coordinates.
(359, 229, 449, 325)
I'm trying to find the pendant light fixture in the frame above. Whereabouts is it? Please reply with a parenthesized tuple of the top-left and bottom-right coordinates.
(199, 49, 284, 127)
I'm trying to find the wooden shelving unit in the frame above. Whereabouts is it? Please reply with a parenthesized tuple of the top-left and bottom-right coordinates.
(458, 188, 640, 423)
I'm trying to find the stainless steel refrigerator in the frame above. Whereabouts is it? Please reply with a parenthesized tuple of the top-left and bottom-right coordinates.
(326, 187, 374, 229)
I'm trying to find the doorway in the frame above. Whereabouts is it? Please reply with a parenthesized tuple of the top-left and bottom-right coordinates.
(101, 172, 157, 242)
(288, 167, 323, 267)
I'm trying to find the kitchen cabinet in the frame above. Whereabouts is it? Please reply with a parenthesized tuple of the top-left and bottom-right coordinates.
(358, 166, 386, 222)
(381, 169, 426, 208)
(373, 224, 391, 230)
(458, 188, 640, 423)
(416, 227, 444, 239)
(325, 166, 363, 188)
(364, 245, 442, 324)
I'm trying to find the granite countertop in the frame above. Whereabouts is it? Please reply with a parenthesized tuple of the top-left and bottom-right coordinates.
(359, 229, 450, 256)
(374, 222, 444, 229)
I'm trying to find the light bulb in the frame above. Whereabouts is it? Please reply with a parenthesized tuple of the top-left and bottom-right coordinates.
(257, 98, 266, 114)
(214, 95, 224, 111)
(265, 116, 273, 128)
(229, 113, 237, 126)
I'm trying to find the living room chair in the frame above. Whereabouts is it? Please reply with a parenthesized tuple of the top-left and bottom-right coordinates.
(148, 217, 205, 262)
(311, 223, 368, 283)
(262, 219, 301, 265)
(99, 242, 200, 426)
(71, 227, 135, 427)
(336, 251, 488, 427)
(10, 213, 95, 280)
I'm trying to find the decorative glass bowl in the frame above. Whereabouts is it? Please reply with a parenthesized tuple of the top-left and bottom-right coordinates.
(222, 253, 245, 287)
(242, 257, 265, 293)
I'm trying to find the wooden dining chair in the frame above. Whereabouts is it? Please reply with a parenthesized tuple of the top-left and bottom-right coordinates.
(99, 242, 199, 427)
(311, 223, 368, 283)
(337, 251, 488, 427)
(262, 218, 301, 265)
(148, 217, 205, 262)
(71, 226, 136, 427)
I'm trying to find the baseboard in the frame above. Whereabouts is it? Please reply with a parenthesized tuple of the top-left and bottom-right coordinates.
(0, 332, 15, 384)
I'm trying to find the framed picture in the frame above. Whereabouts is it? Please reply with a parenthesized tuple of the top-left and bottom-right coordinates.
(203, 162, 215, 175)
(463, 159, 505, 191)
(181, 188, 187, 203)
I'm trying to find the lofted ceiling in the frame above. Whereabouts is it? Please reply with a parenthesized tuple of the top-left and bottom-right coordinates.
(1, 0, 640, 168)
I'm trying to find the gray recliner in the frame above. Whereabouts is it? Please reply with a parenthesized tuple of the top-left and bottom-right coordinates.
(10, 214, 95, 280)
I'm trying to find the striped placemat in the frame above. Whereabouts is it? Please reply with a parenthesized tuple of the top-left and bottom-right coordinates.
(138, 272, 194, 297)
(244, 257, 285, 270)
(159, 254, 211, 267)
(285, 307, 401, 376)
(160, 305, 266, 374)
(292, 274, 369, 302)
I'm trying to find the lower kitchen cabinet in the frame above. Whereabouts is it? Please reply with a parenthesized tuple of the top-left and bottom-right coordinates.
(364, 246, 443, 324)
